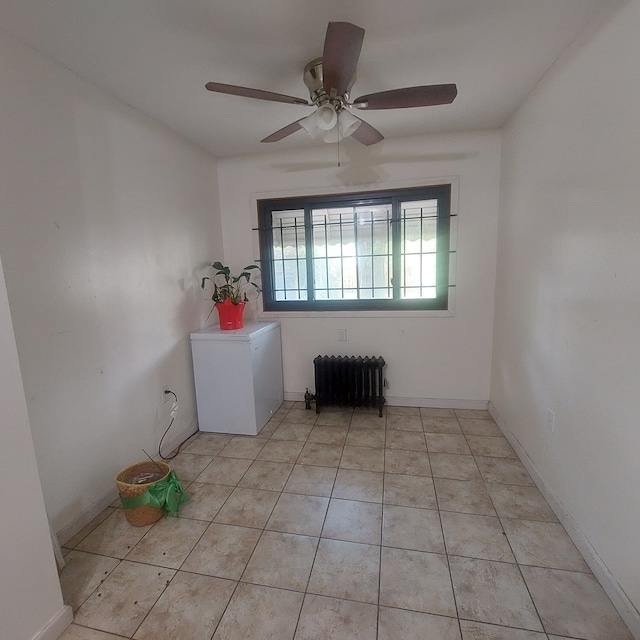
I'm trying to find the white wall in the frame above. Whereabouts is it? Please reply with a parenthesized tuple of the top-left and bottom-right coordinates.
(0, 252, 72, 640)
(217, 131, 501, 406)
(492, 0, 640, 628)
(0, 33, 223, 538)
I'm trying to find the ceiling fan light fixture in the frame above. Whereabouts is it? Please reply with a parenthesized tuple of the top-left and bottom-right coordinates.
(300, 112, 322, 138)
(314, 103, 338, 131)
(338, 109, 361, 137)
(322, 125, 344, 144)
(206, 21, 457, 148)
(322, 110, 361, 144)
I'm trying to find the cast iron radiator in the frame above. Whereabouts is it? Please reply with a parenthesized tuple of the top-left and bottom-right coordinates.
(305, 355, 386, 416)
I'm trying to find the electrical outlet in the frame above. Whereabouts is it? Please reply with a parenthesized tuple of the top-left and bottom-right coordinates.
(338, 328, 347, 341)
(545, 408, 555, 433)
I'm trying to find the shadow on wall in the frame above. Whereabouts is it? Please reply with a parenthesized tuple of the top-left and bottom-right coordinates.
(270, 145, 479, 187)
(53, 336, 197, 542)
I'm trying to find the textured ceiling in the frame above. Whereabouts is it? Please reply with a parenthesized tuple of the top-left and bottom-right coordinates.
(0, 0, 616, 156)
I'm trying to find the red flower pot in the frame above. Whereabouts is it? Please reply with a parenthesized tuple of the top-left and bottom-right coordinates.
(215, 299, 246, 330)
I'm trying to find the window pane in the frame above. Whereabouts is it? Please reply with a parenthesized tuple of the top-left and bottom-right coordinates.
(313, 258, 327, 291)
(402, 253, 421, 288)
(272, 210, 305, 257)
(311, 204, 391, 301)
(421, 219, 438, 252)
(259, 186, 450, 311)
(298, 260, 308, 293)
(326, 257, 343, 291)
(273, 261, 284, 299)
(422, 253, 437, 288)
(374, 287, 392, 299)
(400, 199, 440, 300)
(402, 199, 438, 220)
(403, 287, 422, 299)
(274, 259, 307, 301)
(271, 209, 306, 300)
(358, 256, 372, 288)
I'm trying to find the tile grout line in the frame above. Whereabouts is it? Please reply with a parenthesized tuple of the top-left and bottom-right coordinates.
(425, 411, 466, 640)
(62, 404, 621, 640)
(163, 404, 294, 639)
(130, 433, 248, 640)
(209, 401, 303, 640)
(377, 438, 388, 640)
(459, 414, 550, 637)
(291, 405, 343, 640)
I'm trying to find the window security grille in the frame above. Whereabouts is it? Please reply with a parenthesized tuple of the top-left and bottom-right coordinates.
(258, 185, 454, 312)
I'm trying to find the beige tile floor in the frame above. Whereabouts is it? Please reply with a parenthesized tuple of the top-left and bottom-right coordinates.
(59, 403, 633, 640)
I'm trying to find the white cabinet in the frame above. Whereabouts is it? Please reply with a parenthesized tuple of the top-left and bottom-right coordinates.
(190, 321, 283, 435)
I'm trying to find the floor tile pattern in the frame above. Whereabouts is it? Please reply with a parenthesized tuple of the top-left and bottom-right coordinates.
(60, 403, 633, 640)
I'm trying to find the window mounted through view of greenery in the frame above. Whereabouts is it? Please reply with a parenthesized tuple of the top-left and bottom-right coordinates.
(258, 185, 453, 311)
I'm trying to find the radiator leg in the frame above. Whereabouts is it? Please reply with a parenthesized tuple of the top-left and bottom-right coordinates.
(304, 388, 315, 411)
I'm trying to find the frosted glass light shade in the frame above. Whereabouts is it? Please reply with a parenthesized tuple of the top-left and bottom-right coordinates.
(300, 112, 321, 138)
(315, 104, 338, 131)
(338, 110, 361, 137)
(301, 106, 361, 143)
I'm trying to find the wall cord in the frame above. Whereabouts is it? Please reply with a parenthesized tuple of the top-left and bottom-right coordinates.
(158, 390, 197, 460)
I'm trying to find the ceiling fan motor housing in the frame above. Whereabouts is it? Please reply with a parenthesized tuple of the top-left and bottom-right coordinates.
(303, 58, 355, 109)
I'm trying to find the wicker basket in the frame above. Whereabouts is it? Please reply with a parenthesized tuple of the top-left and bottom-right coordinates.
(116, 461, 171, 527)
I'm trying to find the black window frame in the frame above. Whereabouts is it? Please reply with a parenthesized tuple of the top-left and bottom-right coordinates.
(257, 184, 452, 312)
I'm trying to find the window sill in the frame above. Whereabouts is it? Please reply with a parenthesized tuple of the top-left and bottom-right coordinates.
(258, 309, 455, 319)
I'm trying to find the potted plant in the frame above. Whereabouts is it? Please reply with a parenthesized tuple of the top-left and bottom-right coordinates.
(201, 261, 261, 330)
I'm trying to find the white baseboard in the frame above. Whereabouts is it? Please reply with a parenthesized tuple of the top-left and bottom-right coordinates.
(385, 396, 488, 410)
(488, 402, 640, 640)
(284, 391, 306, 402)
(57, 422, 198, 546)
(57, 485, 119, 547)
(284, 390, 488, 411)
(33, 605, 73, 640)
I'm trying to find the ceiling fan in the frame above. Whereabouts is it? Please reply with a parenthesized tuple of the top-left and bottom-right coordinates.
(205, 22, 457, 146)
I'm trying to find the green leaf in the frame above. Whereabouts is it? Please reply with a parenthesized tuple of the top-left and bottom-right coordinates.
(202, 261, 259, 307)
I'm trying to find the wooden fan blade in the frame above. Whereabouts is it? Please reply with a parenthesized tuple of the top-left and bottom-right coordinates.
(350, 117, 384, 146)
(354, 84, 457, 110)
(206, 82, 310, 106)
(261, 119, 305, 143)
(322, 22, 365, 96)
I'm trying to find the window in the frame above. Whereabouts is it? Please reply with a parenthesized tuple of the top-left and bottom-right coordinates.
(258, 185, 453, 312)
